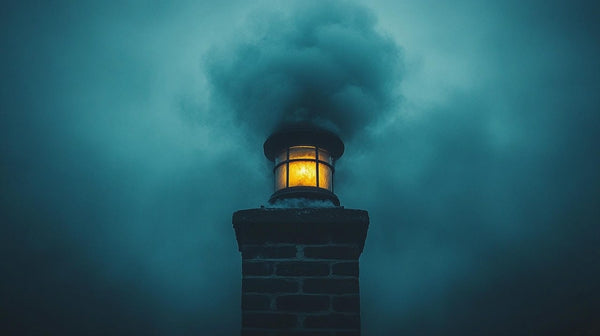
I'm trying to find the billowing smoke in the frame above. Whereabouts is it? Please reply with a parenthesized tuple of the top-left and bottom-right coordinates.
(205, 0, 402, 139)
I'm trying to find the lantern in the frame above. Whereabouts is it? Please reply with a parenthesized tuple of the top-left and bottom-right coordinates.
(263, 124, 344, 206)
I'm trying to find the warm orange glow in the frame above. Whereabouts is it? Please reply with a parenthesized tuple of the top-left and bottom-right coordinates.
(274, 146, 333, 191)
(289, 161, 317, 187)
(289, 146, 317, 160)
(318, 163, 332, 191)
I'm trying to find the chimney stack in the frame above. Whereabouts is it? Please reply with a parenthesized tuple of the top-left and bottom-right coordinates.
(233, 124, 369, 335)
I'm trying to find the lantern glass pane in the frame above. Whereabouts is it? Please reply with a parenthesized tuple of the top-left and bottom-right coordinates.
(318, 163, 332, 191)
(288, 160, 317, 187)
(289, 146, 316, 160)
(318, 149, 332, 164)
(275, 164, 287, 191)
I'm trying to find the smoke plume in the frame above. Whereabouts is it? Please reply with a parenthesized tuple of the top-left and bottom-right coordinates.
(205, 0, 402, 139)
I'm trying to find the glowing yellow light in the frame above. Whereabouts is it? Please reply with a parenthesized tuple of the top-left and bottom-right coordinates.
(318, 163, 332, 190)
(289, 146, 316, 160)
(289, 161, 317, 187)
(274, 146, 334, 192)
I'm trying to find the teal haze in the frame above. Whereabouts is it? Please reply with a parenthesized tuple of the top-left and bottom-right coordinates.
(1, 1, 599, 335)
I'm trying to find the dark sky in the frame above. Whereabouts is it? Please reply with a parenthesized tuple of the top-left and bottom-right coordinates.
(1, 1, 599, 335)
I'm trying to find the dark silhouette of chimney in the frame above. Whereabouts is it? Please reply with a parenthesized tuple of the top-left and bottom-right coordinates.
(233, 124, 369, 335)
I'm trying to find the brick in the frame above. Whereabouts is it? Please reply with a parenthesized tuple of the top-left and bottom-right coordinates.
(304, 313, 360, 329)
(276, 295, 330, 312)
(243, 278, 299, 293)
(242, 246, 297, 259)
(303, 278, 358, 294)
(304, 246, 361, 260)
(242, 294, 271, 311)
(276, 261, 330, 276)
(243, 313, 297, 328)
(332, 296, 360, 313)
(331, 262, 358, 276)
(243, 261, 275, 276)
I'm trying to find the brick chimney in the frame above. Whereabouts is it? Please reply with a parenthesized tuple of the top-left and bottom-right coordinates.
(234, 208, 369, 335)
(233, 124, 369, 335)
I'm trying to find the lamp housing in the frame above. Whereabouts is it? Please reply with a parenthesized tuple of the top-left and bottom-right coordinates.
(264, 124, 344, 206)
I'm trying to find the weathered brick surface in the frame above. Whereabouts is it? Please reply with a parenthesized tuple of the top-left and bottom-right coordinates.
(243, 261, 275, 276)
(243, 278, 298, 293)
(243, 313, 297, 328)
(235, 208, 368, 335)
(332, 262, 359, 276)
(304, 246, 361, 260)
(242, 294, 271, 311)
(276, 295, 330, 312)
(303, 278, 359, 294)
(304, 313, 360, 329)
(242, 246, 297, 259)
(276, 261, 330, 276)
(332, 296, 360, 313)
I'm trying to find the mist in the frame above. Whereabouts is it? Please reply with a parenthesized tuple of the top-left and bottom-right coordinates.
(1, 0, 599, 335)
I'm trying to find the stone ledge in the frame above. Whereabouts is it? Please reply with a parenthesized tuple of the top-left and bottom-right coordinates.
(234, 208, 369, 249)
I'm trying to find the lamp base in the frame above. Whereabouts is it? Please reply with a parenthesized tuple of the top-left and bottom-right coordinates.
(269, 187, 340, 207)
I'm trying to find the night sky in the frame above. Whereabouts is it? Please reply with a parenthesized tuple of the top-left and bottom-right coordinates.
(1, 1, 599, 335)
